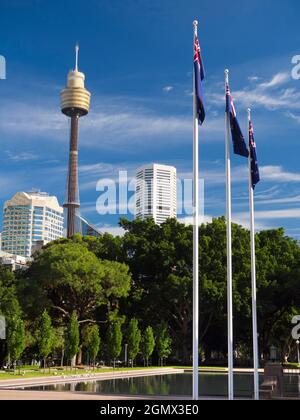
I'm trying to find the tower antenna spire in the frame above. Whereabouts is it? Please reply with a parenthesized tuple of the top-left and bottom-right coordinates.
(75, 43, 79, 71)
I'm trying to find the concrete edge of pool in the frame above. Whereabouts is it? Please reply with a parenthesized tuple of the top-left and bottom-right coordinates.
(0, 368, 226, 400)
(0, 368, 183, 389)
(0, 368, 299, 400)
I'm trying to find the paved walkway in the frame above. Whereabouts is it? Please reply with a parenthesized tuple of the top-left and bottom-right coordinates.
(0, 389, 194, 400)
(0, 368, 186, 400)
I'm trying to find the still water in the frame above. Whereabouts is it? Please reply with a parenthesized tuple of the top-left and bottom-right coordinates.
(20, 373, 300, 398)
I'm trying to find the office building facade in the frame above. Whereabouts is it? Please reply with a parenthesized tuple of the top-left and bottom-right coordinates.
(135, 164, 177, 225)
(2, 191, 64, 258)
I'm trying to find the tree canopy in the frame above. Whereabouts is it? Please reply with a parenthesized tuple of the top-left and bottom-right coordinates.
(1, 217, 300, 366)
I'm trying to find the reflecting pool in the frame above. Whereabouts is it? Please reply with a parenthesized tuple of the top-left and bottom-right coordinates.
(19, 373, 300, 398)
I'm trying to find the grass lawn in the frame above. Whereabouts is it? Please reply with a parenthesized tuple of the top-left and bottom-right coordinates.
(174, 366, 226, 371)
(0, 365, 228, 381)
(0, 366, 181, 381)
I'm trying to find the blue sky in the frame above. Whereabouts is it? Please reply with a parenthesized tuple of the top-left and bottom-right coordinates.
(1, 0, 300, 237)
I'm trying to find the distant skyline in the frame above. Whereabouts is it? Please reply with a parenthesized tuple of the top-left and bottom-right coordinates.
(1, 0, 300, 238)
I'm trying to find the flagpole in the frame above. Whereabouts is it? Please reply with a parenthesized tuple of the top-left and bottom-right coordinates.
(192, 18, 199, 401)
(248, 108, 260, 401)
(225, 69, 234, 401)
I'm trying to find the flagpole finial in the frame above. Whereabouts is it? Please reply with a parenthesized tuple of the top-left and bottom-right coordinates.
(193, 20, 198, 35)
(225, 69, 229, 84)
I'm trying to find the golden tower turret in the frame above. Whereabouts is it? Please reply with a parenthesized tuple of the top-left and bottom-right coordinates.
(60, 44, 91, 116)
(61, 45, 91, 238)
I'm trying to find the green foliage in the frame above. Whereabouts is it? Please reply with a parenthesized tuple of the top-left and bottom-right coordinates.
(25, 242, 105, 320)
(107, 321, 122, 362)
(127, 318, 141, 362)
(156, 323, 172, 363)
(52, 327, 65, 352)
(65, 312, 80, 362)
(21, 241, 131, 322)
(141, 326, 155, 365)
(37, 310, 53, 361)
(0, 266, 21, 321)
(101, 260, 131, 299)
(119, 218, 193, 362)
(82, 325, 101, 363)
(7, 316, 26, 362)
(7, 217, 300, 366)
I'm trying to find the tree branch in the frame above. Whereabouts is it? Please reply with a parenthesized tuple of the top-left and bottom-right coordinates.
(52, 306, 69, 316)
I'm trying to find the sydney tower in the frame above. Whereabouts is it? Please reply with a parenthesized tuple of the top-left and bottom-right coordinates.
(60, 45, 91, 238)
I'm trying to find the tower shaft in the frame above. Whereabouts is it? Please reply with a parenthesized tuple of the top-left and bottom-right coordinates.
(64, 114, 80, 238)
(60, 45, 91, 239)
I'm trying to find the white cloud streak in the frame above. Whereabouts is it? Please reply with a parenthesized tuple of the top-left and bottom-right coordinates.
(208, 71, 300, 111)
(163, 86, 174, 92)
(0, 98, 223, 150)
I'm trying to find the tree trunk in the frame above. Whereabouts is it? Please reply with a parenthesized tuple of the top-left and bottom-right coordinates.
(71, 355, 76, 368)
(76, 348, 82, 365)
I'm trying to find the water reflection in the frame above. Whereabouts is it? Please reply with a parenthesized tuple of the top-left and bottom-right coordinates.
(23, 373, 300, 399)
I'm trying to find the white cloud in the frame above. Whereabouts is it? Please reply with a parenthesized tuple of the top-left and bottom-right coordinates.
(208, 71, 300, 111)
(286, 111, 300, 124)
(235, 208, 300, 221)
(5, 150, 39, 162)
(99, 225, 125, 236)
(0, 93, 225, 152)
(179, 215, 213, 225)
(233, 88, 300, 110)
(0, 103, 65, 137)
(258, 72, 290, 89)
(256, 195, 300, 205)
(260, 166, 300, 182)
(163, 86, 174, 92)
(248, 76, 260, 82)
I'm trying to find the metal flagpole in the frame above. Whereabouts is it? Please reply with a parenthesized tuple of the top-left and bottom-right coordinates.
(192, 19, 199, 401)
(225, 69, 234, 401)
(248, 108, 260, 401)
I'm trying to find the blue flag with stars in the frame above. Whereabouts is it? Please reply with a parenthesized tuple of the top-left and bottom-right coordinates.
(194, 34, 205, 125)
(226, 83, 249, 157)
(249, 119, 260, 189)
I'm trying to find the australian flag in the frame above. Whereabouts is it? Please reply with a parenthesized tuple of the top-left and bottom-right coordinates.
(226, 83, 249, 157)
(194, 34, 205, 125)
(249, 120, 260, 189)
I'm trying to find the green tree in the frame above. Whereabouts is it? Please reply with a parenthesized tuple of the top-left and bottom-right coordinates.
(127, 319, 141, 366)
(66, 312, 80, 367)
(9, 217, 300, 367)
(52, 327, 65, 367)
(83, 325, 101, 367)
(0, 266, 21, 321)
(107, 321, 122, 368)
(156, 323, 172, 366)
(141, 326, 155, 367)
(22, 241, 131, 322)
(80, 233, 125, 262)
(37, 310, 54, 370)
(0, 266, 25, 366)
(120, 218, 193, 363)
(7, 317, 26, 367)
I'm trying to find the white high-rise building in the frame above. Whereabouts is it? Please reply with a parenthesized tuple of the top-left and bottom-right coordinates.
(2, 191, 64, 258)
(135, 164, 177, 225)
